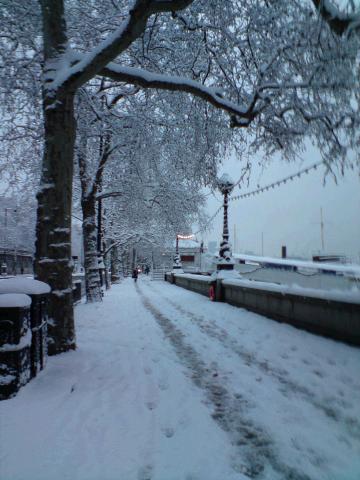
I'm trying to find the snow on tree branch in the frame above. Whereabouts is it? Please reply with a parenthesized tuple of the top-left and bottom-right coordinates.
(44, 0, 195, 94)
(100, 63, 258, 127)
(311, 0, 360, 35)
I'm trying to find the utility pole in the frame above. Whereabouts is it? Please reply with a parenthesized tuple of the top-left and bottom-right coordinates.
(13, 207, 18, 275)
(320, 207, 325, 252)
(233, 224, 237, 254)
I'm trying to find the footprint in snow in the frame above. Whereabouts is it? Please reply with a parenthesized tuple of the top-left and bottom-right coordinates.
(185, 474, 200, 480)
(162, 426, 175, 438)
(138, 464, 153, 480)
(158, 380, 169, 391)
(146, 401, 157, 411)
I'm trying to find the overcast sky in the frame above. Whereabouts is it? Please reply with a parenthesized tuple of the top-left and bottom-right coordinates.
(201, 146, 360, 262)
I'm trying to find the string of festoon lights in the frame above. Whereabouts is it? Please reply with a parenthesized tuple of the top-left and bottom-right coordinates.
(229, 160, 325, 202)
(190, 160, 325, 237)
(191, 204, 223, 237)
(176, 234, 196, 240)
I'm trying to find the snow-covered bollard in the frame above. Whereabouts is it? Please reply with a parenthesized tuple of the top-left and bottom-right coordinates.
(172, 252, 184, 274)
(0, 293, 32, 400)
(0, 278, 51, 379)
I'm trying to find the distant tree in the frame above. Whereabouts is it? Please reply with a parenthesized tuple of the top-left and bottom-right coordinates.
(75, 80, 221, 302)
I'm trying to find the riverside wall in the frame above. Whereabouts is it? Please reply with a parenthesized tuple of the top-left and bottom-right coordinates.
(165, 273, 360, 346)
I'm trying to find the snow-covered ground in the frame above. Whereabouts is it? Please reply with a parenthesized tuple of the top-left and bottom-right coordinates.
(1, 277, 360, 480)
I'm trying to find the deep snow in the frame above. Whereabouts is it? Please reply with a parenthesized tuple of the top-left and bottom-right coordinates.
(1, 277, 360, 480)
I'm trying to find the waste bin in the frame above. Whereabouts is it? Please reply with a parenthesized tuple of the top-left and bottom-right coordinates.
(0, 293, 32, 400)
(0, 278, 51, 379)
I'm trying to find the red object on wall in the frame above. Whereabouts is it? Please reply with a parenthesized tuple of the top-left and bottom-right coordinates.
(209, 285, 215, 301)
(180, 255, 195, 262)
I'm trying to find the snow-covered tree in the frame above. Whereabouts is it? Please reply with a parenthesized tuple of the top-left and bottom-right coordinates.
(311, 0, 360, 36)
(1, 0, 359, 354)
(75, 79, 220, 302)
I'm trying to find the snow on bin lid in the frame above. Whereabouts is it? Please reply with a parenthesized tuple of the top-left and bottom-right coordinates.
(0, 293, 32, 308)
(0, 278, 51, 295)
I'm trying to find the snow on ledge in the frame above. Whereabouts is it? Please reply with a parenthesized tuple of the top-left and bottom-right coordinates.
(233, 253, 360, 277)
(0, 329, 32, 352)
(211, 270, 242, 280)
(0, 293, 32, 308)
(0, 278, 51, 295)
(0, 374, 16, 385)
(222, 278, 360, 305)
(174, 273, 212, 282)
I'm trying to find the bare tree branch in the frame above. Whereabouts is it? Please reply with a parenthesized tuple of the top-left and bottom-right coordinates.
(96, 191, 123, 201)
(47, 0, 195, 94)
(100, 63, 259, 127)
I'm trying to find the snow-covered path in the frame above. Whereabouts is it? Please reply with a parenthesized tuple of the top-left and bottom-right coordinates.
(1, 278, 360, 480)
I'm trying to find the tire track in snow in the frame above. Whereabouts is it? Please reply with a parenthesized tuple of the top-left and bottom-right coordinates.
(146, 282, 360, 441)
(137, 284, 312, 480)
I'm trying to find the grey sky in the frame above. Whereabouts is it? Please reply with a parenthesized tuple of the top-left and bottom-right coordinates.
(202, 147, 360, 261)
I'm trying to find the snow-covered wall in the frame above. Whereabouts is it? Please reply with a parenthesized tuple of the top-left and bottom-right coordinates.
(167, 273, 360, 346)
(200, 253, 360, 292)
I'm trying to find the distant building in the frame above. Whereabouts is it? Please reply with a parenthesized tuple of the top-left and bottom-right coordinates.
(175, 238, 202, 271)
(0, 249, 33, 275)
(0, 196, 35, 275)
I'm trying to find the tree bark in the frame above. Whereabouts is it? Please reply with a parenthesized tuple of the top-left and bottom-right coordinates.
(34, 91, 76, 355)
(81, 195, 103, 302)
(34, 0, 197, 355)
(104, 252, 111, 290)
(110, 242, 120, 282)
(77, 124, 103, 304)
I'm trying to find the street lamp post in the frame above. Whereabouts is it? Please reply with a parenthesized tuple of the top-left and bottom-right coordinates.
(172, 233, 194, 272)
(172, 234, 182, 271)
(217, 174, 235, 271)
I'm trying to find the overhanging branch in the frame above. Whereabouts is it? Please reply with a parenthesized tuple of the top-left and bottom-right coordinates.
(47, 0, 195, 94)
(100, 63, 259, 127)
(96, 191, 124, 201)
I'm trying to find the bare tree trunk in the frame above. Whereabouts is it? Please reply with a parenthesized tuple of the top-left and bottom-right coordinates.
(81, 196, 102, 302)
(77, 125, 103, 304)
(132, 247, 137, 270)
(35, 91, 76, 355)
(104, 253, 111, 290)
(110, 242, 120, 282)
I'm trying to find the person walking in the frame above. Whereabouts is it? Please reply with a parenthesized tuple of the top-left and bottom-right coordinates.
(132, 268, 138, 283)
